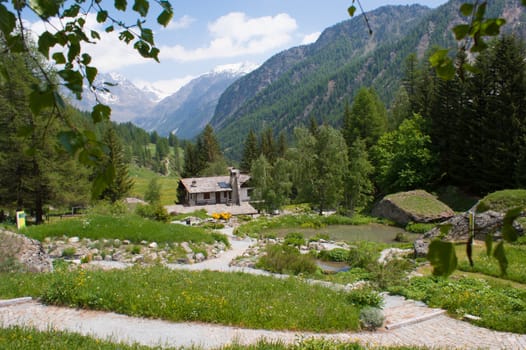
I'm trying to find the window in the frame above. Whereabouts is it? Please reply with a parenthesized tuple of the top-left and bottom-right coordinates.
(204, 192, 210, 200)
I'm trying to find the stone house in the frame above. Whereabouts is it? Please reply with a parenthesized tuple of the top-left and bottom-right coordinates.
(178, 169, 251, 207)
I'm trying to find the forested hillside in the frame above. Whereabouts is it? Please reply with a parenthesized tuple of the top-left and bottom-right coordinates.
(212, 0, 526, 160)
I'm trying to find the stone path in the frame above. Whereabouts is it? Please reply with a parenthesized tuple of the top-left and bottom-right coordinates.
(1, 227, 526, 349)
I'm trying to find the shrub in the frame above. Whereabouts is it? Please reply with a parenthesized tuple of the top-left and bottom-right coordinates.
(359, 306, 384, 330)
(130, 245, 141, 255)
(284, 232, 305, 247)
(405, 222, 435, 234)
(318, 248, 349, 262)
(257, 244, 317, 275)
(346, 287, 383, 308)
(135, 203, 170, 222)
(394, 232, 410, 242)
(61, 247, 76, 258)
(346, 248, 374, 268)
(368, 259, 413, 290)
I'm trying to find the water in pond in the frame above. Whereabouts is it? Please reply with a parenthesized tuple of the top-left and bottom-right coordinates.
(268, 223, 418, 243)
(315, 260, 350, 273)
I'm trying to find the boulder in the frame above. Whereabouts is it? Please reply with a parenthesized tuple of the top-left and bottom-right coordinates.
(372, 190, 455, 225)
(0, 229, 52, 272)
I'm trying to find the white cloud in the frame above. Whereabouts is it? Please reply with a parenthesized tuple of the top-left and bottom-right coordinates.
(168, 15, 195, 30)
(160, 12, 298, 62)
(302, 31, 321, 45)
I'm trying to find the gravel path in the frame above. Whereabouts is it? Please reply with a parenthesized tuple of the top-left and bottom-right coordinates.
(1, 227, 525, 349)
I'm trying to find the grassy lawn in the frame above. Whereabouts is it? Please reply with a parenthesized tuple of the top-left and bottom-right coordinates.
(20, 214, 219, 244)
(128, 166, 179, 206)
(0, 267, 362, 332)
(455, 242, 526, 284)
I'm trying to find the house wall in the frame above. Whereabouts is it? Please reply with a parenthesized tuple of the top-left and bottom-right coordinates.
(191, 192, 231, 205)
(239, 188, 250, 202)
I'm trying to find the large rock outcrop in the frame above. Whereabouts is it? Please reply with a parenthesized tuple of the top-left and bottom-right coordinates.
(414, 210, 525, 257)
(372, 190, 455, 226)
(0, 229, 52, 272)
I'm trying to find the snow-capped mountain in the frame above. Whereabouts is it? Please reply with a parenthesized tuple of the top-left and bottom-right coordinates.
(66, 72, 158, 122)
(133, 65, 255, 139)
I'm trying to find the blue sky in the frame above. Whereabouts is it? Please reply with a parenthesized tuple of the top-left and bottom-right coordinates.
(31, 0, 448, 96)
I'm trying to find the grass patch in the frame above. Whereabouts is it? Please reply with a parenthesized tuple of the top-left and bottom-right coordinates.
(388, 276, 526, 334)
(456, 243, 526, 284)
(129, 166, 179, 206)
(476, 189, 526, 213)
(382, 190, 453, 217)
(21, 214, 219, 245)
(235, 214, 387, 238)
(0, 266, 361, 332)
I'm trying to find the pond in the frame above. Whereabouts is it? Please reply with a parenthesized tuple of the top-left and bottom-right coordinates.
(267, 223, 419, 243)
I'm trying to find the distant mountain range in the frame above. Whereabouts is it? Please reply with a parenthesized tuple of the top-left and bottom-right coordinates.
(68, 0, 526, 157)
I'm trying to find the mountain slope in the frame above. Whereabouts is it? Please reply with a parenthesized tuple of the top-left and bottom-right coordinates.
(211, 0, 526, 160)
(134, 69, 250, 139)
(66, 72, 159, 123)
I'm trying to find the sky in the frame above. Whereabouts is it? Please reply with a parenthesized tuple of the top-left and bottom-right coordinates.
(30, 0, 448, 97)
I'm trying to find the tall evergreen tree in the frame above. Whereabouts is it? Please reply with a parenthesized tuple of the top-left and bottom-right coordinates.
(240, 129, 259, 172)
(260, 127, 277, 164)
(99, 127, 134, 203)
(344, 138, 374, 212)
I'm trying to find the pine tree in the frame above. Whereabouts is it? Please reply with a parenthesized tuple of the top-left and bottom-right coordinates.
(345, 138, 374, 212)
(260, 127, 277, 164)
(144, 178, 161, 204)
(99, 127, 134, 203)
(240, 129, 259, 172)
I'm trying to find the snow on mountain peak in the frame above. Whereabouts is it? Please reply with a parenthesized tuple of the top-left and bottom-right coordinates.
(212, 62, 259, 75)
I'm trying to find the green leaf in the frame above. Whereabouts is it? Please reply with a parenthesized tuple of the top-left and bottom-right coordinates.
(157, 9, 173, 27)
(119, 30, 134, 44)
(134, 40, 150, 58)
(427, 240, 458, 277)
(493, 241, 508, 276)
(140, 28, 154, 45)
(452, 24, 470, 40)
(67, 41, 81, 63)
(30, 0, 62, 19)
(348, 5, 356, 17)
(133, 0, 149, 17)
(114, 0, 127, 11)
(91, 103, 111, 123)
(37, 31, 57, 58)
(86, 66, 97, 85)
(459, 3, 474, 16)
(96, 10, 108, 23)
(29, 84, 55, 115)
(81, 53, 92, 65)
(502, 207, 522, 242)
(482, 19, 505, 36)
(150, 47, 160, 62)
(430, 50, 455, 80)
(91, 164, 115, 199)
(58, 69, 83, 96)
(0, 4, 17, 38)
(52, 52, 66, 64)
(485, 233, 493, 257)
(62, 4, 80, 18)
(90, 30, 101, 40)
(105, 25, 114, 33)
(7, 34, 26, 52)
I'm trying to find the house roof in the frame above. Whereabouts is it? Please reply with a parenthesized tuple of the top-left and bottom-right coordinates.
(180, 174, 250, 194)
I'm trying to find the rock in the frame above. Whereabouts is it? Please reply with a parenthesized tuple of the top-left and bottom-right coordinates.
(148, 242, 158, 249)
(132, 255, 144, 263)
(195, 253, 205, 262)
(422, 210, 524, 241)
(104, 254, 113, 261)
(140, 240, 148, 245)
(68, 236, 80, 243)
(372, 190, 455, 225)
(414, 239, 429, 258)
(0, 229, 52, 272)
(378, 248, 413, 264)
(122, 240, 131, 245)
(93, 255, 103, 261)
(181, 242, 193, 254)
(113, 239, 121, 246)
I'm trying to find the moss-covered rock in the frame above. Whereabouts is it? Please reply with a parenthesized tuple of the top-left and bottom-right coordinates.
(372, 190, 454, 225)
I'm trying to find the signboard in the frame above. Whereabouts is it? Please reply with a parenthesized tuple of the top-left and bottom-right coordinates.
(16, 211, 26, 229)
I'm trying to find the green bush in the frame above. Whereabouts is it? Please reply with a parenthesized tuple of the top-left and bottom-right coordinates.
(346, 287, 383, 308)
(62, 247, 76, 258)
(394, 232, 410, 242)
(405, 222, 435, 233)
(359, 306, 385, 330)
(368, 259, 413, 290)
(135, 203, 170, 222)
(318, 248, 349, 262)
(257, 244, 317, 275)
(284, 232, 305, 247)
(346, 248, 374, 268)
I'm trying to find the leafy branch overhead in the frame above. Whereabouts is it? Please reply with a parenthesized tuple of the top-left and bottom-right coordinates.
(0, 0, 173, 196)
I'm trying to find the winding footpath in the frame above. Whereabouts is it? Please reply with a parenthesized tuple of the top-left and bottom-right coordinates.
(1, 228, 525, 349)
